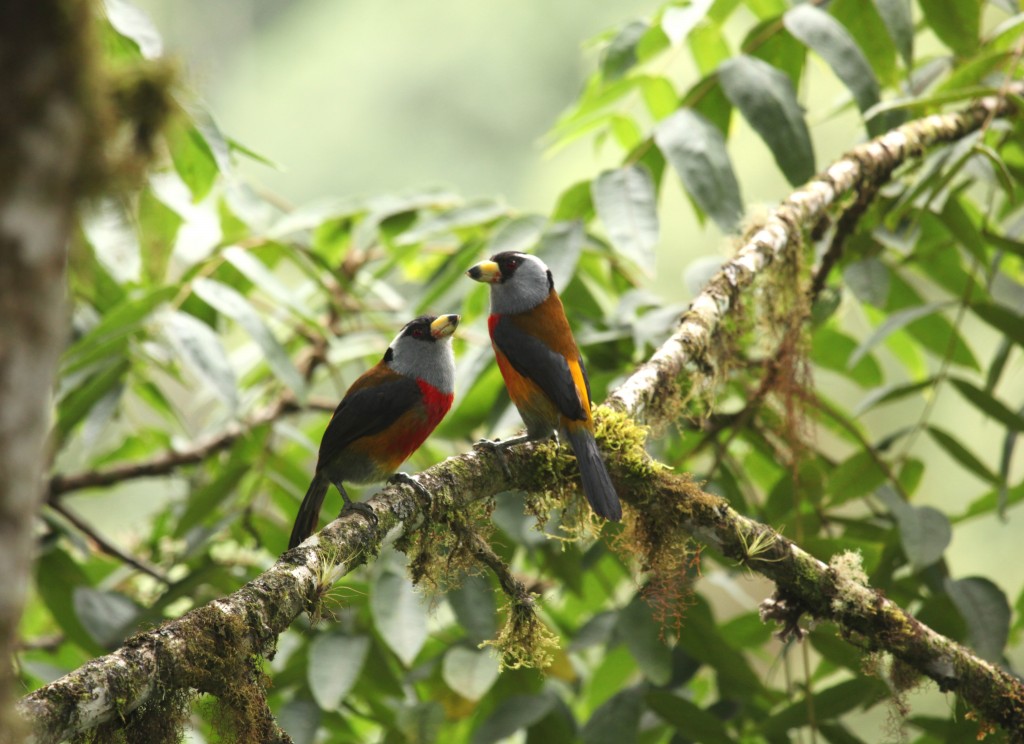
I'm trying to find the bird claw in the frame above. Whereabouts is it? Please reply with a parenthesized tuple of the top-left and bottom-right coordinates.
(473, 437, 515, 478)
(387, 472, 431, 501)
(339, 500, 378, 528)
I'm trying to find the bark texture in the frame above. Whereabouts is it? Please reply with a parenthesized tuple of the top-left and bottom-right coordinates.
(0, 2, 102, 740)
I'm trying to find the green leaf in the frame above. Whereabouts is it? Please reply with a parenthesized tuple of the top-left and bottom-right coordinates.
(828, 450, 888, 505)
(972, 301, 1024, 349)
(686, 75, 733, 134)
(811, 328, 882, 388)
(276, 700, 320, 744)
(745, 17, 805, 88)
(104, 0, 163, 58)
(534, 221, 585, 294)
(602, 21, 647, 80)
(945, 577, 1010, 661)
(580, 686, 644, 744)
(618, 597, 671, 685)
(160, 310, 238, 413)
(743, 0, 788, 20)
(609, 115, 643, 150)
(442, 646, 499, 701)
(191, 278, 305, 399)
(174, 452, 250, 536)
(137, 187, 182, 285)
(223, 246, 316, 322)
(57, 360, 130, 440)
(927, 426, 1000, 485)
(73, 588, 140, 648)
(471, 693, 556, 744)
(639, 75, 679, 120)
(842, 257, 889, 307)
(370, 570, 428, 667)
(647, 691, 732, 744)
(62, 285, 177, 376)
(654, 108, 743, 233)
(661, 0, 715, 46)
(35, 550, 105, 654)
(919, 0, 980, 56)
(552, 180, 595, 222)
(763, 677, 888, 735)
(486, 215, 546, 255)
(896, 505, 951, 572)
(784, 4, 881, 129)
(166, 120, 219, 202)
(548, 78, 639, 153)
(397, 200, 506, 245)
(884, 274, 978, 370)
(308, 633, 370, 710)
(849, 301, 954, 368)
(856, 374, 937, 415)
(688, 17, 731, 74)
(718, 55, 815, 185)
(446, 575, 497, 646)
(986, 338, 1013, 394)
(829, 0, 899, 86)
(949, 377, 1024, 432)
(874, 0, 913, 65)
(591, 165, 659, 265)
(676, 596, 763, 695)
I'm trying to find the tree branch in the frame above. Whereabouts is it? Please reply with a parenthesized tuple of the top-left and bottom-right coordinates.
(47, 396, 339, 500)
(19, 89, 1024, 743)
(47, 500, 170, 584)
(606, 85, 1023, 426)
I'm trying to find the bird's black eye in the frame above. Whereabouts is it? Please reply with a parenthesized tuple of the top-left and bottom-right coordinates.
(412, 328, 424, 339)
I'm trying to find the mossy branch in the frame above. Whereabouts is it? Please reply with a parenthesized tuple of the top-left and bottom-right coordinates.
(606, 84, 1024, 427)
(19, 89, 1024, 743)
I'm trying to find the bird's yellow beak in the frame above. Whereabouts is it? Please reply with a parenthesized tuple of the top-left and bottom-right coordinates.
(430, 314, 460, 339)
(466, 260, 501, 284)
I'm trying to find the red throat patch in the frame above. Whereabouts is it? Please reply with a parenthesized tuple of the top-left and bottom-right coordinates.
(417, 379, 454, 431)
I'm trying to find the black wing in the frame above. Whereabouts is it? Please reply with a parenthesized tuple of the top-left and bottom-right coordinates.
(491, 315, 587, 421)
(317, 375, 421, 462)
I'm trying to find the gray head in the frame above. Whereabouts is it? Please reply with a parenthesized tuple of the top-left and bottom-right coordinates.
(465, 251, 553, 315)
(384, 314, 458, 393)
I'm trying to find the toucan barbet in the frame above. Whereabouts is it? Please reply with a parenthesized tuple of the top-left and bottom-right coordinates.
(288, 314, 460, 549)
(467, 252, 622, 521)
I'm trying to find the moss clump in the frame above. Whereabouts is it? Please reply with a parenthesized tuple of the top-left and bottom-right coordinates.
(480, 596, 559, 671)
(73, 687, 192, 744)
(520, 434, 602, 541)
(399, 488, 496, 597)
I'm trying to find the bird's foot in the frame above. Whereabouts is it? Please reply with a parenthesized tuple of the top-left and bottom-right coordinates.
(387, 472, 432, 502)
(473, 434, 532, 478)
(339, 499, 378, 528)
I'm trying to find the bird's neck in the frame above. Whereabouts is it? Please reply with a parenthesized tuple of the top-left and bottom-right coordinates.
(386, 344, 456, 395)
(489, 281, 553, 315)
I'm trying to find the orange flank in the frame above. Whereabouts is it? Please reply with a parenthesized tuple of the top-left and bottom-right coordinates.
(488, 289, 592, 426)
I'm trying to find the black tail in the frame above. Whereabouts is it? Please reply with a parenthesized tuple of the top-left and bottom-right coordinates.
(288, 473, 330, 549)
(565, 427, 622, 521)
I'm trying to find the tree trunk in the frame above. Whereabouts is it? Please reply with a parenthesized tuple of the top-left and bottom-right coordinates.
(0, 1, 100, 739)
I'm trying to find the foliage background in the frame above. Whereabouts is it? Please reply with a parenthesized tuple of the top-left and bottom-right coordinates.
(19, 0, 1024, 742)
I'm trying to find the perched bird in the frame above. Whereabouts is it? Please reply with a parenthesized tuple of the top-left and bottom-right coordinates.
(288, 314, 459, 549)
(466, 252, 622, 521)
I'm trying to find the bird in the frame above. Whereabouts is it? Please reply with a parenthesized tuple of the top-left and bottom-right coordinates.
(288, 314, 459, 549)
(466, 251, 622, 521)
